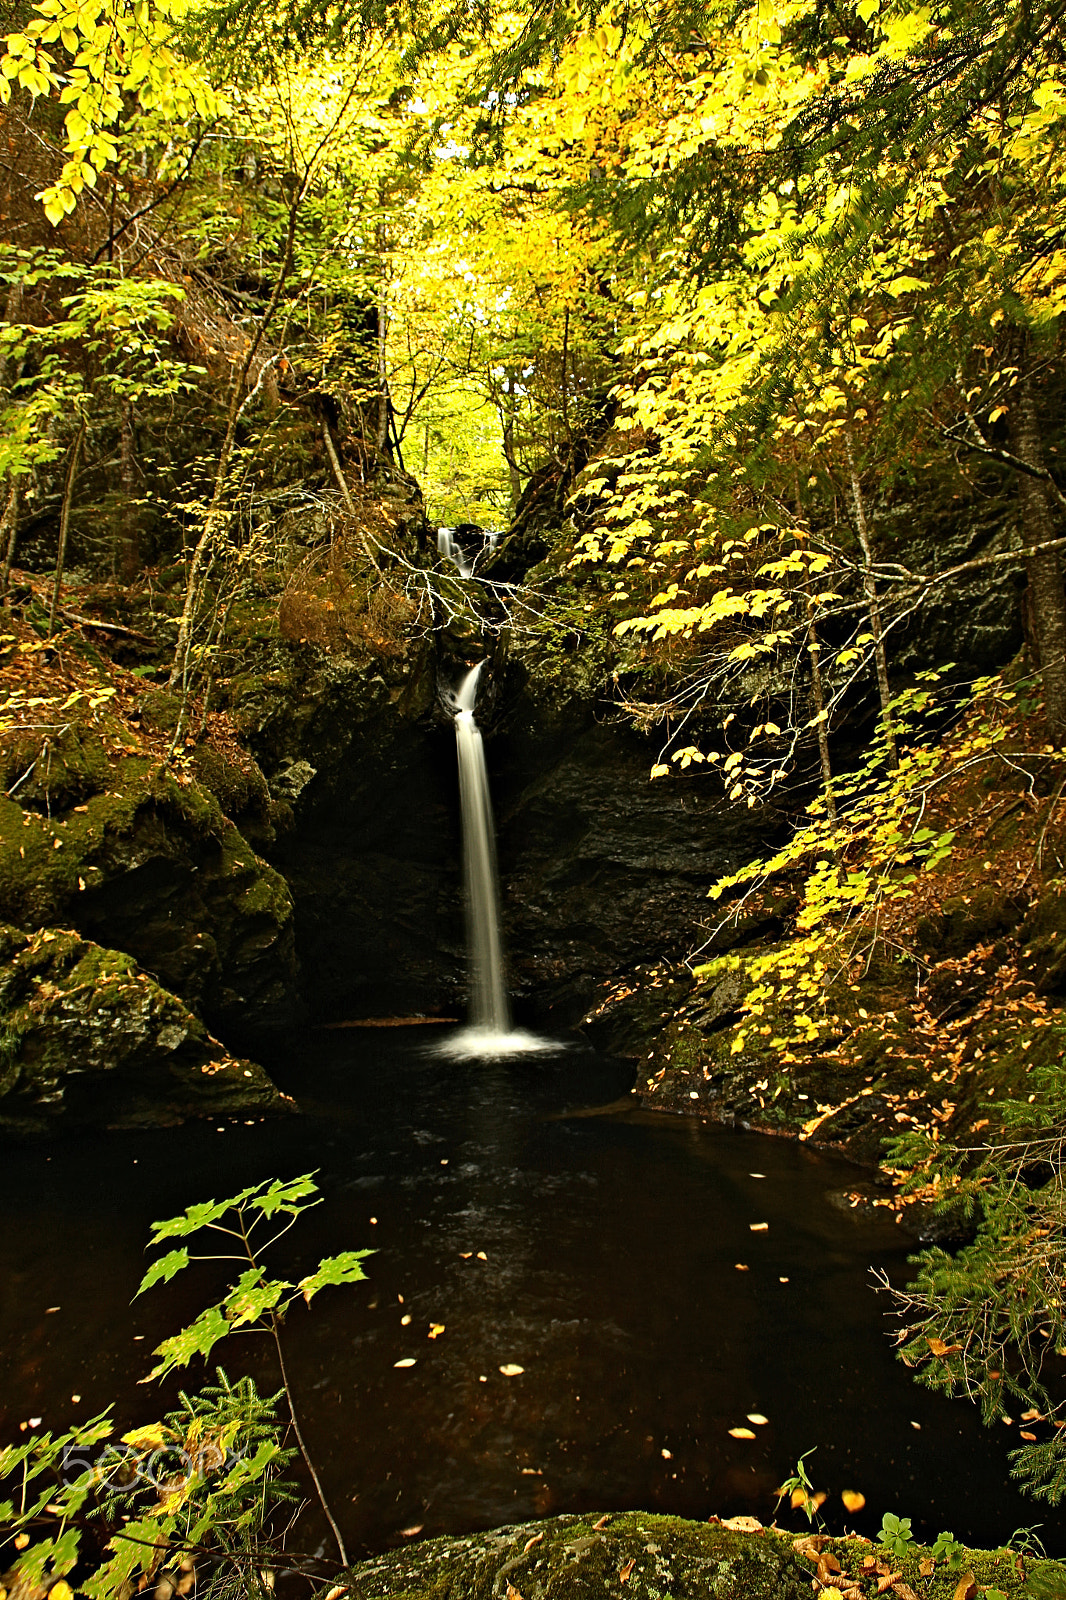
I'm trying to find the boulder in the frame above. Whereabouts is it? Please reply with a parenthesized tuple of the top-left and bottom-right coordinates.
(0, 923, 290, 1136)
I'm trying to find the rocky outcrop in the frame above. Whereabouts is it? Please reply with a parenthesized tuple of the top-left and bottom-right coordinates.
(0, 923, 289, 1136)
(0, 730, 300, 1043)
(339, 1513, 1059, 1599)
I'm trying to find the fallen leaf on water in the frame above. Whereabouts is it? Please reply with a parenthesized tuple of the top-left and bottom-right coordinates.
(746, 1413, 768, 1426)
(728, 1427, 756, 1439)
(394, 1358, 417, 1368)
(619, 1560, 635, 1583)
(841, 1490, 865, 1513)
(428, 1324, 445, 1339)
(400, 1525, 423, 1538)
(952, 1574, 977, 1600)
(926, 1337, 963, 1357)
(499, 1363, 524, 1376)
(749, 1222, 769, 1232)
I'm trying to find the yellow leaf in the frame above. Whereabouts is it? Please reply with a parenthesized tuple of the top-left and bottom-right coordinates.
(841, 1489, 865, 1512)
(122, 1423, 167, 1450)
(728, 1427, 756, 1439)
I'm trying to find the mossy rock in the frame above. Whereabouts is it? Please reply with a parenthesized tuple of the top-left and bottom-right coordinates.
(0, 923, 290, 1136)
(0, 720, 111, 813)
(342, 1514, 815, 1600)
(341, 1516, 1066, 1600)
(190, 741, 271, 820)
(0, 757, 299, 1036)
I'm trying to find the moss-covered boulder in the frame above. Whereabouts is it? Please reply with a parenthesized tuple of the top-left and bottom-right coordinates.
(339, 1514, 1066, 1600)
(0, 750, 300, 1040)
(342, 1514, 814, 1600)
(0, 924, 291, 1136)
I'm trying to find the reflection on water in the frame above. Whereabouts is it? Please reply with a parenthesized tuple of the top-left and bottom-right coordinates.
(0, 1029, 1061, 1557)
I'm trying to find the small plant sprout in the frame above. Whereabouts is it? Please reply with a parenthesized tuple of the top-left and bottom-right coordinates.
(878, 1512, 915, 1558)
(774, 1449, 826, 1526)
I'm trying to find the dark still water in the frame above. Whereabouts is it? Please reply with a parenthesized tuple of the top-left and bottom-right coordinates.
(0, 1030, 1059, 1556)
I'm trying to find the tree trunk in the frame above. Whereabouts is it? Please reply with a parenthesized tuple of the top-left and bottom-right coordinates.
(322, 420, 380, 574)
(0, 278, 23, 392)
(0, 480, 19, 600)
(1009, 368, 1066, 745)
(375, 221, 390, 456)
(169, 199, 300, 689)
(48, 422, 86, 637)
(844, 422, 898, 769)
(117, 401, 138, 580)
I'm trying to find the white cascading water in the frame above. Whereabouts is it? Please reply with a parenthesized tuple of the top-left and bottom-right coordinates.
(437, 662, 550, 1058)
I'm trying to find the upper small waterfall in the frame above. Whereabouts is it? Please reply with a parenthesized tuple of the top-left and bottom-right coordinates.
(437, 662, 550, 1059)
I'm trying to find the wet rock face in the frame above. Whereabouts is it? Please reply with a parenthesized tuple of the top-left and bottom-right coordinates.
(230, 648, 466, 1019)
(495, 719, 772, 1026)
(883, 480, 1025, 678)
(0, 924, 289, 1136)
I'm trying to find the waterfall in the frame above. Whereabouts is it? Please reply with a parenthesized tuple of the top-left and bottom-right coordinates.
(454, 663, 509, 1033)
(437, 527, 472, 578)
(437, 662, 550, 1058)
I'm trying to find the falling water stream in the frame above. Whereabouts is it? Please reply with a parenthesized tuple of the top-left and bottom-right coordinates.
(437, 663, 550, 1059)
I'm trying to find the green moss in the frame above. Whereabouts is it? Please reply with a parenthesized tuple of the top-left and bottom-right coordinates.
(190, 742, 270, 820)
(0, 922, 289, 1135)
(0, 721, 111, 813)
(343, 1514, 814, 1600)
(340, 1516, 1066, 1600)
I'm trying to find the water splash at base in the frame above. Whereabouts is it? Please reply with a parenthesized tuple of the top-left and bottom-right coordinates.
(432, 1026, 558, 1061)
